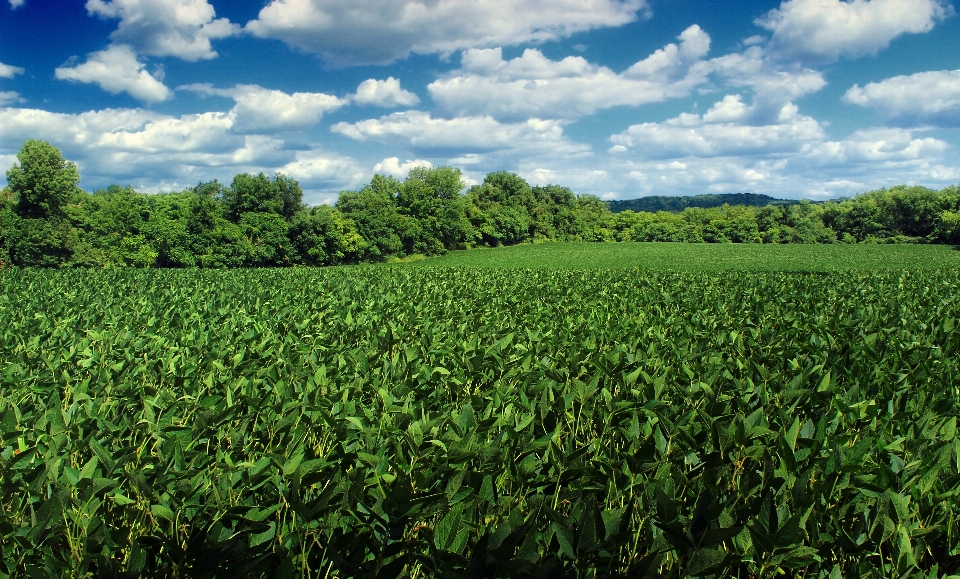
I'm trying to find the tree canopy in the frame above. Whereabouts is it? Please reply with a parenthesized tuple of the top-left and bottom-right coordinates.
(7, 139, 80, 219)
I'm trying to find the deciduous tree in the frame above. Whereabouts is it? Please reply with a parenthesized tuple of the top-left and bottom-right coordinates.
(7, 139, 79, 219)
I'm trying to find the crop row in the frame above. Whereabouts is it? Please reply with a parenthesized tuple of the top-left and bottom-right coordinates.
(1, 267, 959, 577)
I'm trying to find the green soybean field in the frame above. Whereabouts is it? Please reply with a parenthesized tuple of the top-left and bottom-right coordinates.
(1, 265, 959, 578)
(407, 242, 960, 271)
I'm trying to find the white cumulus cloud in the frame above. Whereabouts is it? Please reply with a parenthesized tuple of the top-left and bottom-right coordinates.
(353, 78, 420, 107)
(0, 91, 24, 106)
(0, 104, 366, 202)
(95, 112, 236, 154)
(610, 95, 825, 159)
(182, 83, 347, 133)
(0, 62, 25, 78)
(608, 136, 956, 199)
(8, 0, 24, 8)
(427, 28, 831, 123)
(86, 0, 239, 61)
(843, 70, 960, 127)
(0, 106, 244, 181)
(757, 0, 952, 64)
(429, 25, 712, 120)
(55, 44, 173, 102)
(279, 150, 370, 201)
(331, 110, 589, 158)
(708, 46, 825, 120)
(245, 0, 649, 66)
(603, 94, 953, 199)
(373, 157, 433, 178)
(805, 127, 949, 165)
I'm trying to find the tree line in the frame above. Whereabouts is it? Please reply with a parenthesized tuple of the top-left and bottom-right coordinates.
(1, 140, 959, 268)
(607, 192, 798, 213)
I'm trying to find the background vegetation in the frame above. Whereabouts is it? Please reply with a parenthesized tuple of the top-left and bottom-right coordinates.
(2, 140, 960, 268)
(606, 193, 798, 214)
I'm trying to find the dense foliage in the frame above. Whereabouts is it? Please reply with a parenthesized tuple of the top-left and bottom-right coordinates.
(2, 141, 960, 268)
(607, 193, 797, 214)
(1, 266, 959, 577)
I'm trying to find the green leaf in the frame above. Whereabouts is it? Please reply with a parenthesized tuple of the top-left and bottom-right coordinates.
(112, 493, 135, 506)
(89, 439, 114, 470)
(687, 548, 726, 575)
(249, 521, 277, 547)
(817, 371, 832, 392)
(457, 401, 475, 432)
(941, 416, 956, 441)
(435, 504, 464, 551)
(896, 527, 917, 573)
(283, 452, 304, 476)
(554, 526, 576, 560)
(151, 504, 175, 522)
(450, 528, 469, 555)
(27, 497, 63, 542)
(79, 456, 99, 480)
(576, 495, 600, 552)
(770, 544, 820, 567)
(479, 475, 495, 503)
(785, 416, 800, 451)
(655, 486, 677, 523)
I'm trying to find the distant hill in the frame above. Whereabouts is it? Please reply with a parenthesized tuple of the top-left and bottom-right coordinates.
(607, 193, 799, 213)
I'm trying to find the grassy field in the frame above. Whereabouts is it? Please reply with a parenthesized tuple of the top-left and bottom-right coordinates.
(406, 242, 960, 270)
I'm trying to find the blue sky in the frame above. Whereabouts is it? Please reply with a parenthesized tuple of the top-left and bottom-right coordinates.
(2, 0, 959, 204)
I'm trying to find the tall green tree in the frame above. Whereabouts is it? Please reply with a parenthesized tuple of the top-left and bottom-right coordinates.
(531, 185, 576, 239)
(467, 172, 537, 245)
(337, 175, 418, 260)
(223, 173, 283, 221)
(289, 206, 366, 266)
(5, 217, 74, 267)
(396, 166, 470, 253)
(274, 173, 304, 220)
(68, 185, 155, 267)
(479, 172, 535, 209)
(7, 140, 80, 219)
(5, 140, 80, 266)
(569, 195, 614, 242)
(0, 187, 15, 266)
(240, 212, 291, 267)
